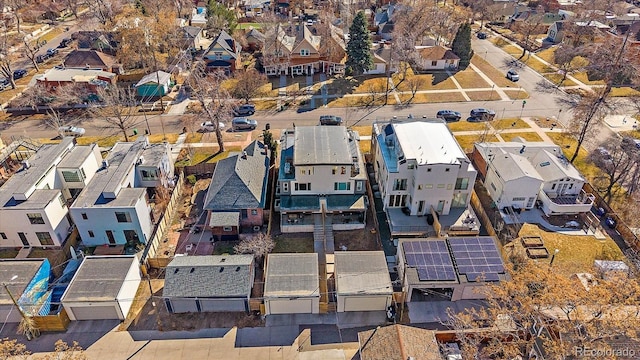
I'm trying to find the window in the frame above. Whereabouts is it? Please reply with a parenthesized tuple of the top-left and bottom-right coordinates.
(526, 197, 536, 208)
(445, 168, 450, 172)
(300, 49, 310, 56)
(427, 168, 432, 172)
(0, 233, 5, 239)
(551, 183, 556, 190)
(393, 179, 407, 191)
(356, 181, 363, 192)
(251, 209, 258, 215)
(115, 212, 132, 223)
(455, 178, 469, 190)
(407, 164, 415, 170)
(334, 182, 351, 191)
(512, 197, 526, 201)
(332, 167, 337, 175)
(341, 166, 346, 175)
(425, 184, 433, 189)
(298, 167, 313, 175)
(241, 210, 248, 219)
(214, 52, 223, 60)
(27, 213, 45, 225)
(282, 182, 289, 192)
(58, 194, 65, 208)
(388, 195, 406, 207)
(431, 60, 437, 66)
(36, 232, 54, 246)
(223, 226, 233, 232)
(569, 184, 574, 190)
(447, 184, 452, 190)
(80, 168, 86, 178)
(62, 170, 82, 182)
(141, 169, 158, 180)
(437, 184, 445, 188)
(81, 213, 88, 220)
(490, 182, 497, 191)
(88, 231, 95, 238)
(418, 185, 423, 190)
(18, 233, 28, 246)
(106, 230, 116, 244)
(295, 183, 311, 191)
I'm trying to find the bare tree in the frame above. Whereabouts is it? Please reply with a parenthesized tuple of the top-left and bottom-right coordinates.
(186, 65, 232, 152)
(89, 86, 138, 141)
(6, 0, 27, 34)
(404, 75, 427, 104)
(233, 232, 275, 264)
(552, 44, 587, 86)
(22, 35, 45, 72)
(590, 136, 639, 202)
(45, 108, 67, 137)
(0, 29, 19, 89)
(259, 16, 291, 75)
(230, 69, 268, 104)
(63, 0, 81, 19)
(84, 0, 123, 26)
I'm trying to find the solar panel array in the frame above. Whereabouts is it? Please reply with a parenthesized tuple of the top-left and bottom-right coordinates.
(448, 237, 505, 282)
(403, 240, 457, 282)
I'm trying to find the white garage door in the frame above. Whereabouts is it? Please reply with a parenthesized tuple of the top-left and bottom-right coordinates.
(199, 298, 246, 312)
(344, 296, 388, 312)
(69, 305, 119, 320)
(267, 299, 312, 315)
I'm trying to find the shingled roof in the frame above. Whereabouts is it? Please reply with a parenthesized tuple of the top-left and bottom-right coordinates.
(63, 50, 116, 69)
(358, 325, 441, 360)
(418, 45, 460, 61)
(204, 140, 269, 210)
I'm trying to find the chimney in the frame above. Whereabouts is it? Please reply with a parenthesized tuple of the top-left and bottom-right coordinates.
(241, 151, 248, 159)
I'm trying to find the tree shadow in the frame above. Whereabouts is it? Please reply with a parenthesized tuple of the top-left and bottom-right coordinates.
(432, 72, 450, 85)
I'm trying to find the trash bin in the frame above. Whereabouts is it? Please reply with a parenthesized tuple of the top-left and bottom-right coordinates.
(133, 129, 138, 135)
(265, 123, 271, 131)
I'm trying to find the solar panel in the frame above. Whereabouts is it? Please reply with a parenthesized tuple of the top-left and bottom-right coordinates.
(403, 240, 457, 282)
(448, 237, 505, 282)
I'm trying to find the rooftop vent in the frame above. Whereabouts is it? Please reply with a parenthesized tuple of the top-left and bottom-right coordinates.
(221, 258, 226, 262)
(235, 266, 241, 272)
(102, 159, 109, 168)
(190, 268, 195, 273)
(173, 268, 179, 274)
(520, 145, 526, 154)
(219, 267, 224, 273)
(21, 160, 30, 170)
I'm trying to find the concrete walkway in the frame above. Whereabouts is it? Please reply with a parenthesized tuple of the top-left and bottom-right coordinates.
(447, 69, 472, 101)
(468, 63, 510, 101)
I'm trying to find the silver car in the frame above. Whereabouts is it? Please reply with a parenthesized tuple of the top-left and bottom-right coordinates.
(58, 125, 85, 137)
(231, 117, 258, 131)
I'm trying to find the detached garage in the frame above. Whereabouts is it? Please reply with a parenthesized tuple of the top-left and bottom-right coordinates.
(335, 251, 393, 312)
(62, 256, 141, 321)
(0, 259, 50, 323)
(264, 253, 319, 315)
(163, 255, 254, 313)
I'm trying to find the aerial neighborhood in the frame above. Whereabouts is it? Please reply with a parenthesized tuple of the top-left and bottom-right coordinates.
(1, 0, 640, 358)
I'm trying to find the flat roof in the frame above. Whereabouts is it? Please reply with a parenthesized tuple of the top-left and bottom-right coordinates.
(392, 121, 466, 165)
(264, 253, 319, 298)
(0, 259, 46, 305)
(38, 68, 116, 82)
(334, 251, 392, 295)
(293, 126, 352, 165)
(63, 256, 136, 302)
(57, 144, 96, 168)
(0, 138, 74, 207)
(164, 255, 254, 298)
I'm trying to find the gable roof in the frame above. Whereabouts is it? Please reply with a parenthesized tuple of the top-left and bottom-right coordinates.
(135, 71, 171, 87)
(418, 45, 459, 61)
(245, 28, 265, 43)
(207, 30, 240, 58)
(335, 251, 392, 296)
(204, 140, 269, 210)
(182, 26, 202, 39)
(62, 256, 136, 302)
(295, 25, 321, 52)
(63, 50, 116, 69)
(164, 255, 254, 298)
(358, 325, 441, 360)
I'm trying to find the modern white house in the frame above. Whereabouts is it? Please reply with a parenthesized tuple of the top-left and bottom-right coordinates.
(70, 137, 174, 249)
(275, 126, 368, 233)
(472, 140, 594, 215)
(61, 256, 141, 321)
(371, 120, 477, 235)
(0, 138, 101, 248)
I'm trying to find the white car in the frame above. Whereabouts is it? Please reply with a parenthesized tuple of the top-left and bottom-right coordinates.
(200, 121, 225, 132)
(58, 125, 85, 137)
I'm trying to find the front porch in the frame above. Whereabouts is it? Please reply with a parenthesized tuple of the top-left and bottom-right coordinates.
(386, 206, 479, 237)
(264, 60, 345, 77)
(277, 194, 367, 233)
(538, 189, 595, 216)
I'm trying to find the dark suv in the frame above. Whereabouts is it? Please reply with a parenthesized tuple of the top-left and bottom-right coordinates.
(469, 108, 496, 122)
(319, 115, 343, 125)
(436, 110, 461, 122)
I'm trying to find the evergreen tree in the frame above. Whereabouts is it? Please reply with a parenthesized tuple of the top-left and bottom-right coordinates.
(346, 11, 373, 76)
(451, 22, 473, 69)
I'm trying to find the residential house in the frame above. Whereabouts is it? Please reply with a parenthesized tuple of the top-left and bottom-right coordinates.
(373, 4, 396, 40)
(70, 137, 174, 249)
(358, 325, 441, 360)
(546, 20, 610, 43)
(134, 71, 172, 97)
(364, 46, 399, 75)
(334, 251, 393, 312)
(0, 259, 51, 322)
(72, 31, 117, 55)
(243, 28, 266, 51)
(264, 253, 320, 315)
(275, 126, 368, 233)
(40, 1, 71, 20)
(262, 24, 345, 76)
(61, 256, 141, 321)
(63, 50, 120, 73)
(415, 45, 460, 71)
(397, 237, 507, 302)
(163, 255, 254, 313)
(371, 120, 477, 235)
(471, 140, 594, 215)
(203, 140, 270, 239)
(0, 138, 102, 248)
(190, 1, 208, 27)
(35, 68, 117, 95)
(203, 30, 242, 73)
(180, 26, 203, 50)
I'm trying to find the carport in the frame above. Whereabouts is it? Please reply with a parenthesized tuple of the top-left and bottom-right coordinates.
(264, 253, 320, 315)
(334, 251, 393, 312)
(61, 256, 141, 321)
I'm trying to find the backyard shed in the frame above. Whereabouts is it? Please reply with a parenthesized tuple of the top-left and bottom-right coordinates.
(163, 255, 254, 313)
(264, 253, 320, 315)
(61, 256, 141, 321)
(134, 70, 172, 97)
(334, 251, 393, 312)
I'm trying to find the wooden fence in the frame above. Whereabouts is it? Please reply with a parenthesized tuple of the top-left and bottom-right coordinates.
(470, 190, 497, 238)
(140, 172, 185, 268)
(177, 162, 216, 176)
(32, 308, 70, 332)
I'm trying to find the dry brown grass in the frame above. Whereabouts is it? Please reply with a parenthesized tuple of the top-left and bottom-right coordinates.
(544, 74, 577, 87)
(448, 121, 491, 132)
(454, 134, 499, 153)
(471, 56, 514, 87)
(503, 89, 530, 100)
(500, 132, 543, 142)
(466, 90, 500, 101)
(493, 118, 530, 130)
(397, 92, 467, 104)
(453, 68, 490, 88)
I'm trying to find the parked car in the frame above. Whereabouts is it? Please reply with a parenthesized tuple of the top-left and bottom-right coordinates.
(319, 115, 343, 125)
(36, 54, 49, 63)
(233, 104, 256, 116)
(46, 48, 59, 57)
(0, 78, 9, 90)
(231, 117, 258, 131)
(477, 32, 488, 39)
(58, 126, 85, 137)
(13, 69, 27, 80)
(58, 38, 72, 48)
(506, 69, 519, 81)
(200, 121, 225, 132)
(621, 136, 640, 150)
(436, 110, 462, 122)
(469, 108, 496, 122)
